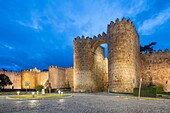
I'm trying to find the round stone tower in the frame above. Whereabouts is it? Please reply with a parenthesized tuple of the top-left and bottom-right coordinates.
(107, 18, 140, 93)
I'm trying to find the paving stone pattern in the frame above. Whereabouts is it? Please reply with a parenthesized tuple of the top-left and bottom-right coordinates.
(0, 93, 170, 113)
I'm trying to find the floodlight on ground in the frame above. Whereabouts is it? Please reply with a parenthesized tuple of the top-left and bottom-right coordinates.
(37, 91, 39, 95)
(32, 92, 35, 97)
(61, 92, 63, 95)
(17, 91, 20, 95)
(58, 90, 61, 94)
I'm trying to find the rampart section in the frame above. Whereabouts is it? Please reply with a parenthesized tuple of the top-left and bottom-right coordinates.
(21, 70, 36, 89)
(141, 49, 170, 91)
(74, 33, 108, 92)
(36, 71, 49, 86)
(49, 66, 74, 89)
(65, 67, 74, 90)
(0, 71, 21, 89)
(1, 67, 73, 90)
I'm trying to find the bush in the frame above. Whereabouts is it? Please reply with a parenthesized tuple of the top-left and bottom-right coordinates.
(35, 85, 44, 91)
(150, 85, 163, 94)
(154, 85, 164, 94)
(133, 88, 156, 97)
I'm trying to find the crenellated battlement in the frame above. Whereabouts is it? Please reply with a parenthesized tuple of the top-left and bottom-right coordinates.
(56, 66, 65, 70)
(107, 17, 138, 36)
(74, 35, 92, 42)
(49, 65, 66, 70)
(0, 71, 21, 75)
(65, 67, 73, 69)
(74, 32, 107, 41)
(107, 17, 134, 28)
(92, 32, 107, 42)
(21, 70, 29, 72)
(141, 49, 170, 55)
(141, 49, 170, 64)
(74, 32, 108, 51)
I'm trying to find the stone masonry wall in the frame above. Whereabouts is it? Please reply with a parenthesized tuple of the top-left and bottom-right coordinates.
(140, 49, 170, 92)
(21, 70, 49, 89)
(0, 71, 21, 89)
(21, 70, 36, 89)
(49, 66, 67, 89)
(65, 67, 74, 90)
(74, 33, 108, 92)
(103, 58, 108, 91)
(93, 46, 108, 91)
(36, 71, 49, 86)
(57, 67, 65, 88)
(74, 36, 95, 92)
(49, 66, 58, 89)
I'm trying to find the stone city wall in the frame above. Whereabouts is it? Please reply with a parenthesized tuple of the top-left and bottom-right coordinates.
(36, 71, 49, 86)
(0, 67, 73, 90)
(103, 58, 108, 91)
(140, 49, 170, 91)
(21, 70, 36, 89)
(21, 70, 48, 89)
(0, 71, 21, 89)
(49, 66, 58, 89)
(49, 66, 72, 89)
(74, 33, 108, 92)
(56, 67, 65, 88)
(65, 67, 74, 90)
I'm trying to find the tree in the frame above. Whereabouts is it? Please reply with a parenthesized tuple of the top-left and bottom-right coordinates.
(44, 80, 52, 93)
(140, 42, 156, 53)
(1, 68, 7, 71)
(35, 85, 44, 91)
(0, 74, 12, 89)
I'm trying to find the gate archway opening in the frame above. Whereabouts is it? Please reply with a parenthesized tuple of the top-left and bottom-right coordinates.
(92, 40, 108, 92)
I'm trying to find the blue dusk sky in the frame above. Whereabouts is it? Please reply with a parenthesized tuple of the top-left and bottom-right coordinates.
(0, 0, 170, 71)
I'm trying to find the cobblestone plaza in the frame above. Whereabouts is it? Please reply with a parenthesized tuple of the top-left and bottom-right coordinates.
(0, 93, 170, 113)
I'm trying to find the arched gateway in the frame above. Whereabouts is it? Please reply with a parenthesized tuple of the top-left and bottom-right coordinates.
(74, 18, 140, 93)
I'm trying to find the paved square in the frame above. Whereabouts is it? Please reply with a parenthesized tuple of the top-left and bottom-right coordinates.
(0, 93, 170, 113)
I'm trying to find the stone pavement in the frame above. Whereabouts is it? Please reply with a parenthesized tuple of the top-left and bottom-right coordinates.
(0, 92, 170, 113)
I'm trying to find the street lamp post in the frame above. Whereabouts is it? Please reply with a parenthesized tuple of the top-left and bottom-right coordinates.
(0, 80, 1, 90)
(138, 78, 142, 98)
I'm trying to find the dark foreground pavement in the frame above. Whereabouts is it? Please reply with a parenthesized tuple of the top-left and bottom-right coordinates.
(0, 93, 170, 113)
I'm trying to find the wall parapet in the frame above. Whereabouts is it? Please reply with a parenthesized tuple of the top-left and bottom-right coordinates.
(141, 49, 170, 55)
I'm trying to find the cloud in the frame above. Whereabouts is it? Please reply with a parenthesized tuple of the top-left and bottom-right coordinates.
(63, 0, 148, 37)
(0, 43, 13, 50)
(138, 7, 170, 35)
(17, 20, 42, 31)
(14, 0, 148, 46)
(15, 11, 43, 31)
